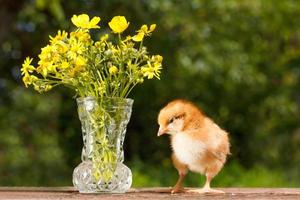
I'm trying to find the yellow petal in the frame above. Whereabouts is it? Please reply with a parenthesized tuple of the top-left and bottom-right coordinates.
(75, 56, 86, 67)
(61, 61, 69, 69)
(79, 14, 90, 24)
(140, 25, 148, 33)
(108, 16, 129, 33)
(71, 14, 100, 29)
(71, 15, 79, 27)
(149, 24, 156, 32)
(132, 32, 145, 42)
(148, 74, 154, 79)
(41, 67, 48, 77)
(22, 74, 31, 87)
(155, 55, 163, 62)
(89, 16, 101, 28)
(90, 16, 100, 25)
(71, 14, 90, 28)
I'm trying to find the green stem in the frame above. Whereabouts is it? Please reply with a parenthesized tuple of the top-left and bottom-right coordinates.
(124, 82, 138, 98)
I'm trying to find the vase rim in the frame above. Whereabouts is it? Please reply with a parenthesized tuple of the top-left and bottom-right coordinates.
(76, 96, 134, 104)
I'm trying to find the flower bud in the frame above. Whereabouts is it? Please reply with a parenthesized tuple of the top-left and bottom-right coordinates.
(109, 66, 118, 75)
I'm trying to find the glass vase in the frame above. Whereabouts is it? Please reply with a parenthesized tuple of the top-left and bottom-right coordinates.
(73, 96, 133, 193)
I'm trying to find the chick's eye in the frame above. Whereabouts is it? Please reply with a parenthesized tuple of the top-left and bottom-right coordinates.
(168, 118, 174, 124)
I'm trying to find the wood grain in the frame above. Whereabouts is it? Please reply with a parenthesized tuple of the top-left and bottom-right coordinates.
(0, 187, 299, 200)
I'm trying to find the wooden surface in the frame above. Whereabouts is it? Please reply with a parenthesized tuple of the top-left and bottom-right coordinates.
(0, 187, 300, 200)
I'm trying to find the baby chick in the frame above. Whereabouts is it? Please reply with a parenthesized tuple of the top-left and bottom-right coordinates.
(157, 99, 230, 194)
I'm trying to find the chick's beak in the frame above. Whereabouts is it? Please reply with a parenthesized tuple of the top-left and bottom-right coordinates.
(157, 126, 168, 136)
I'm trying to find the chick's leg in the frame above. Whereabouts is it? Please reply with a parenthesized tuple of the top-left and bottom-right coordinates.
(201, 174, 225, 194)
(171, 154, 188, 194)
(172, 172, 186, 194)
(188, 173, 225, 194)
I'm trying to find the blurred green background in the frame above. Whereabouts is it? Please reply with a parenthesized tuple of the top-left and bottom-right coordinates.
(1, 0, 300, 187)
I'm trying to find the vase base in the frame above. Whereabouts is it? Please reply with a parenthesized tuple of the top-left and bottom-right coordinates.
(78, 190, 127, 194)
(73, 161, 132, 193)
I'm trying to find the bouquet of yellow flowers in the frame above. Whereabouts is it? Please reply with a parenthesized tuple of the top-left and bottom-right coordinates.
(21, 14, 163, 98)
(20, 14, 163, 193)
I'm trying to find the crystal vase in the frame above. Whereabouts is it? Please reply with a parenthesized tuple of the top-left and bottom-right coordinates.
(73, 96, 133, 193)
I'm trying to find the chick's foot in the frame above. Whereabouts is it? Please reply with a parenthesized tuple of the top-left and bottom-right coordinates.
(171, 186, 185, 194)
(187, 188, 225, 194)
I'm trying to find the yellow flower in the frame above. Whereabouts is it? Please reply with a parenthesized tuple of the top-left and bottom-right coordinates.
(132, 32, 144, 42)
(69, 57, 86, 77)
(45, 84, 53, 91)
(108, 16, 129, 33)
(71, 14, 100, 29)
(141, 66, 155, 79)
(138, 24, 156, 35)
(56, 41, 69, 54)
(109, 66, 118, 75)
(68, 39, 85, 59)
(100, 34, 109, 42)
(75, 56, 86, 67)
(36, 65, 49, 77)
(49, 30, 68, 44)
(21, 57, 35, 75)
(22, 74, 31, 87)
(22, 74, 38, 88)
(70, 29, 91, 42)
(154, 55, 163, 62)
(38, 45, 53, 61)
(61, 61, 70, 69)
(141, 60, 162, 80)
(123, 35, 132, 42)
(132, 24, 156, 42)
(153, 62, 162, 79)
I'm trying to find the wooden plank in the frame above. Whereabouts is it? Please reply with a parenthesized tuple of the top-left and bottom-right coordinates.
(0, 187, 76, 192)
(0, 187, 299, 200)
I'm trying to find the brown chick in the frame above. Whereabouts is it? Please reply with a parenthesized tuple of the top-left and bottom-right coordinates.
(157, 99, 230, 194)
